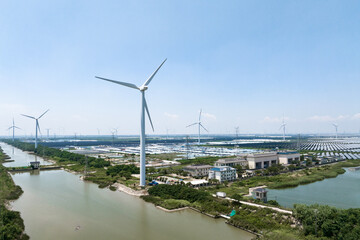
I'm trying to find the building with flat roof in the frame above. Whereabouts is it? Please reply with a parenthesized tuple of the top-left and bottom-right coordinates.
(278, 151, 301, 165)
(208, 166, 237, 182)
(247, 152, 278, 169)
(214, 157, 248, 168)
(183, 164, 212, 177)
(252, 188, 268, 203)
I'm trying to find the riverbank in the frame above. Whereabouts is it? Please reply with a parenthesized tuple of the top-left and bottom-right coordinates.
(205, 159, 360, 200)
(4, 141, 360, 239)
(0, 147, 29, 240)
(113, 182, 148, 196)
(3, 144, 255, 240)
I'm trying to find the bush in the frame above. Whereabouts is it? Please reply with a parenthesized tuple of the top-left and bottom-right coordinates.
(148, 184, 211, 203)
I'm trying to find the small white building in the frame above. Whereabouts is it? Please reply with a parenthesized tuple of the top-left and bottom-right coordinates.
(278, 151, 301, 165)
(208, 166, 237, 183)
(247, 152, 278, 169)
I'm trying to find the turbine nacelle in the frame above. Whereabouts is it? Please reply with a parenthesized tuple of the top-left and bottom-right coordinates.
(139, 85, 148, 91)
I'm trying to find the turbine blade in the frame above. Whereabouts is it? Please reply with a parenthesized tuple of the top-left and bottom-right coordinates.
(199, 109, 202, 122)
(96, 76, 139, 90)
(186, 123, 198, 128)
(144, 98, 154, 132)
(200, 123, 209, 132)
(15, 126, 21, 130)
(21, 114, 36, 120)
(37, 123, 42, 136)
(38, 109, 50, 119)
(142, 58, 167, 87)
(7, 126, 12, 130)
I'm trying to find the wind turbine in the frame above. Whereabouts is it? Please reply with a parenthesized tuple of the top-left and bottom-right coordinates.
(7, 118, 21, 142)
(96, 58, 167, 187)
(235, 126, 239, 138)
(187, 109, 209, 145)
(279, 117, 286, 141)
(46, 129, 51, 139)
(332, 123, 338, 139)
(21, 110, 49, 149)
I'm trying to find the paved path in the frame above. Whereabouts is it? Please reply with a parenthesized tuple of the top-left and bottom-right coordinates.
(213, 194, 293, 215)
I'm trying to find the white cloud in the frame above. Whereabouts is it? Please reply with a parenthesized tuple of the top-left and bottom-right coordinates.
(308, 115, 335, 122)
(0, 103, 26, 112)
(202, 112, 216, 120)
(164, 112, 179, 119)
(308, 115, 350, 122)
(260, 116, 290, 123)
(352, 113, 360, 120)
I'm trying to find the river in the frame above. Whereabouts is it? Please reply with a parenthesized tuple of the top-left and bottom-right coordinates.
(268, 168, 360, 209)
(1, 142, 254, 240)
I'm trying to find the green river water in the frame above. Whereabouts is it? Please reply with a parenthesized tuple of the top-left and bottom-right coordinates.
(1, 142, 254, 240)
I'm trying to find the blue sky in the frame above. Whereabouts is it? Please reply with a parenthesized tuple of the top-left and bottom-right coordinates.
(1, 0, 359, 136)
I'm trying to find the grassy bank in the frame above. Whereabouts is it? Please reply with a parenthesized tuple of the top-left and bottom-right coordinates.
(141, 184, 303, 239)
(0, 148, 29, 240)
(205, 160, 360, 198)
(3, 141, 142, 190)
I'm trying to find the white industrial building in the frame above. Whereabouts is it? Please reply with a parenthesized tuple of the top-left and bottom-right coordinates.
(208, 166, 237, 182)
(247, 152, 278, 169)
(214, 157, 248, 168)
(277, 151, 301, 165)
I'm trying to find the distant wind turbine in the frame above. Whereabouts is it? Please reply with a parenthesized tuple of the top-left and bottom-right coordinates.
(21, 109, 49, 149)
(235, 126, 239, 138)
(332, 123, 338, 139)
(279, 116, 286, 141)
(96, 58, 167, 187)
(187, 109, 209, 145)
(7, 118, 21, 142)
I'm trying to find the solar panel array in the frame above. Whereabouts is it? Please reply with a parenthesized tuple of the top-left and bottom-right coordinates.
(301, 139, 360, 160)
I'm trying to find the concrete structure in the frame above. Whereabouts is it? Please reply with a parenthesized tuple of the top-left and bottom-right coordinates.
(252, 188, 268, 203)
(183, 165, 212, 177)
(214, 157, 248, 168)
(247, 152, 278, 169)
(278, 151, 301, 165)
(30, 161, 40, 169)
(208, 166, 237, 182)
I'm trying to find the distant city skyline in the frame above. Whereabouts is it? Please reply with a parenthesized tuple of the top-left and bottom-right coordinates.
(1, 1, 359, 135)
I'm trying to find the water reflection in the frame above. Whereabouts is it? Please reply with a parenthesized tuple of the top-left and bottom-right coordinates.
(2, 142, 254, 240)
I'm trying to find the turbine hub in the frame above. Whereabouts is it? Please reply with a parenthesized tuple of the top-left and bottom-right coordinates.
(139, 85, 148, 91)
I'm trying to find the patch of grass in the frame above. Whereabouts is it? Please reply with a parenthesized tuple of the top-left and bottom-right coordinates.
(0, 147, 29, 239)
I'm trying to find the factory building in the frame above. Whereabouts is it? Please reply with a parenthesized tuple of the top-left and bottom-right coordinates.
(183, 164, 213, 177)
(246, 152, 278, 169)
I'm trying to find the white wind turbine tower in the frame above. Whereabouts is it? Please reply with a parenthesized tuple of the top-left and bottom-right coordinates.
(332, 123, 339, 139)
(187, 109, 209, 145)
(7, 118, 21, 142)
(279, 117, 286, 141)
(235, 126, 239, 138)
(96, 59, 167, 187)
(21, 110, 49, 149)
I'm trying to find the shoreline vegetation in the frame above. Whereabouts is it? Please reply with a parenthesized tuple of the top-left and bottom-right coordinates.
(0, 147, 29, 240)
(3, 140, 360, 239)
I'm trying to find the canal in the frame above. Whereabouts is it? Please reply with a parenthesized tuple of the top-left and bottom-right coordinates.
(1, 142, 254, 240)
